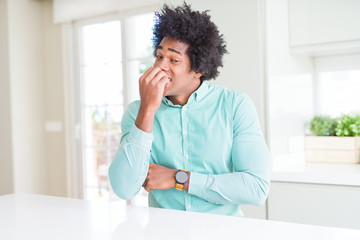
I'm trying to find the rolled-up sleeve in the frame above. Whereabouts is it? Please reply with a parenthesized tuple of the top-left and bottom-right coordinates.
(108, 102, 154, 200)
(188, 95, 271, 205)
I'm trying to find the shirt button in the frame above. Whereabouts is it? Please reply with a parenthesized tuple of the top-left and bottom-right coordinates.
(185, 154, 189, 159)
(184, 130, 188, 135)
(187, 204, 191, 209)
(183, 107, 187, 111)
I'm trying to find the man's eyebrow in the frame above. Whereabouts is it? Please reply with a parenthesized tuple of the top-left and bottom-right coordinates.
(156, 45, 182, 55)
(168, 48, 182, 55)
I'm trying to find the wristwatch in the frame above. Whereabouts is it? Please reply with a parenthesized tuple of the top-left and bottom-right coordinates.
(175, 169, 188, 191)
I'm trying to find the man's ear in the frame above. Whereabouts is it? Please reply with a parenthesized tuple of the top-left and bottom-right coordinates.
(194, 71, 203, 79)
(189, 69, 203, 80)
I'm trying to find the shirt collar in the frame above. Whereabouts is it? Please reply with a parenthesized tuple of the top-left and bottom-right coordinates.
(162, 81, 209, 106)
(162, 96, 175, 106)
(194, 81, 208, 102)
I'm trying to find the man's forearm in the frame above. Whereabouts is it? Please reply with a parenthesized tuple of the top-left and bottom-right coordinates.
(109, 126, 153, 200)
(188, 171, 270, 206)
(143, 163, 191, 192)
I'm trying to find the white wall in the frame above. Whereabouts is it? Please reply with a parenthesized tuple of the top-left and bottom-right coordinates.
(53, 0, 160, 23)
(42, 0, 67, 197)
(0, 0, 66, 196)
(7, 0, 47, 194)
(162, 0, 267, 131)
(0, 0, 14, 195)
(266, 0, 314, 155)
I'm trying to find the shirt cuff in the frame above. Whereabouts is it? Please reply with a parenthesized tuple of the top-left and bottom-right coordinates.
(127, 125, 154, 150)
(188, 172, 207, 198)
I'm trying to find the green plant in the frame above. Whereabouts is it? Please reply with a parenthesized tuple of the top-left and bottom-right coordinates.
(310, 115, 337, 136)
(335, 114, 360, 136)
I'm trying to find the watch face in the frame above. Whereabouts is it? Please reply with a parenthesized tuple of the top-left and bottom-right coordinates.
(175, 171, 188, 184)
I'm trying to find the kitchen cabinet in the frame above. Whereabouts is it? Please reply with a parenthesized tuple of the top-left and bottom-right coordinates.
(288, 0, 360, 54)
(241, 204, 267, 219)
(268, 181, 360, 229)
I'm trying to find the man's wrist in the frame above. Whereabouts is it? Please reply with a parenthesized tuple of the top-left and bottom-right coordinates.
(174, 170, 190, 191)
(184, 171, 190, 191)
(139, 104, 157, 117)
(135, 107, 156, 133)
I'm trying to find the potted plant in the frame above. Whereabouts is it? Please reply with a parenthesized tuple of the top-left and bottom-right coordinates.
(305, 114, 360, 164)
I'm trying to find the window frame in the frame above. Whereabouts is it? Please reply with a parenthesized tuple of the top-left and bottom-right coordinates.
(68, 6, 158, 200)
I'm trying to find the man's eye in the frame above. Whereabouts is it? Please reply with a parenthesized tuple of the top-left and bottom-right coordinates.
(156, 55, 162, 59)
(171, 59, 179, 62)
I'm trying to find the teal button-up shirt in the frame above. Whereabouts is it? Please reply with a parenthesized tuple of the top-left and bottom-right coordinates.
(109, 82, 271, 217)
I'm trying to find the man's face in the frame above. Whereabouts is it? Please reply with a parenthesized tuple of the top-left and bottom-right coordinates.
(153, 37, 201, 97)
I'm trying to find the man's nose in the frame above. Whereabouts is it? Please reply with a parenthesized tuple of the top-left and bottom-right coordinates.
(157, 59, 169, 71)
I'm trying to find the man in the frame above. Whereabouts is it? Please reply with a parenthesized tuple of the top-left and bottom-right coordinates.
(109, 3, 271, 217)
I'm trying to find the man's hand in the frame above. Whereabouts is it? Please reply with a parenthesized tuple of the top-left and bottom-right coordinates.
(142, 163, 178, 192)
(139, 66, 170, 113)
(135, 67, 170, 133)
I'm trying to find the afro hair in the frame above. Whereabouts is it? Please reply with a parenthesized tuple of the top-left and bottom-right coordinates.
(152, 2, 228, 81)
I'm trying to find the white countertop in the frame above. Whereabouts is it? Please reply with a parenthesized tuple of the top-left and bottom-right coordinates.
(271, 153, 360, 186)
(1, 194, 360, 240)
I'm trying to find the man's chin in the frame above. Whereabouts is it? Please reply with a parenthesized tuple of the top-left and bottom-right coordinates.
(163, 88, 172, 97)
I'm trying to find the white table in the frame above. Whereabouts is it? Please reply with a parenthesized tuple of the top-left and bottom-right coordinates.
(1, 194, 360, 240)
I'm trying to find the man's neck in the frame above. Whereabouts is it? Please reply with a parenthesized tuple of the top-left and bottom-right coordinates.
(166, 81, 202, 106)
(166, 95, 190, 106)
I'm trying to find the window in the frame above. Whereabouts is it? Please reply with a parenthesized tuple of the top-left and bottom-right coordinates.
(74, 9, 156, 202)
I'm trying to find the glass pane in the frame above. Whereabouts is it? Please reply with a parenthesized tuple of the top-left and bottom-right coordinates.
(83, 105, 123, 147)
(318, 70, 360, 117)
(79, 13, 153, 203)
(82, 105, 121, 201)
(83, 63, 123, 106)
(126, 13, 154, 59)
(82, 21, 121, 65)
(106, 105, 123, 146)
(83, 147, 111, 198)
(83, 147, 106, 188)
(84, 106, 106, 147)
